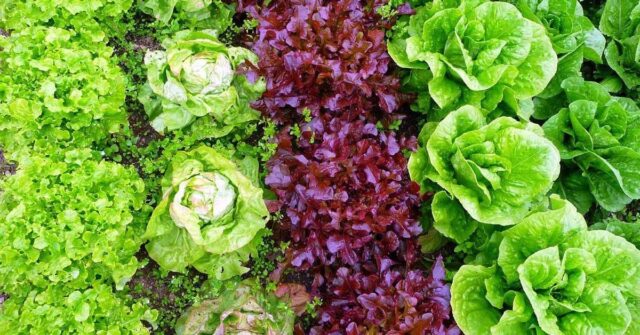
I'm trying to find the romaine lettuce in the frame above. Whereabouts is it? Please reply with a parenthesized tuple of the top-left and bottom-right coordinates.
(451, 197, 640, 335)
(389, 0, 557, 118)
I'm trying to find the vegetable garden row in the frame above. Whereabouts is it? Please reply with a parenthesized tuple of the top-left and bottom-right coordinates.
(1, 0, 640, 334)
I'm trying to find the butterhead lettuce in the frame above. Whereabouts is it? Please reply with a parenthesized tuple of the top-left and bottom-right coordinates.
(175, 280, 294, 335)
(139, 30, 265, 133)
(143, 146, 269, 279)
(139, 0, 234, 32)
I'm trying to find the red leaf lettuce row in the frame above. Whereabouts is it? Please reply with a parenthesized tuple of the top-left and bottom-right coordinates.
(241, 0, 406, 123)
(265, 113, 421, 268)
(311, 256, 459, 335)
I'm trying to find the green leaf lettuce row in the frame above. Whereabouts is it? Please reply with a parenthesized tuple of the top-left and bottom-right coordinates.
(139, 30, 265, 134)
(451, 197, 640, 335)
(0, 0, 132, 32)
(542, 76, 640, 212)
(0, 149, 146, 294)
(175, 279, 294, 335)
(599, 0, 640, 89)
(0, 283, 157, 334)
(143, 146, 269, 280)
(409, 105, 560, 235)
(388, 0, 557, 118)
(0, 26, 127, 161)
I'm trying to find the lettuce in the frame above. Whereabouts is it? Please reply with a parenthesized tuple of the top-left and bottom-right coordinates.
(409, 105, 560, 241)
(510, 0, 605, 98)
(599, 0, 640, 89)
(451, 197, 640, 335)
(0, 0, 132, 32)
(143, 146, 268, 279)
(138, 0, 234, 32)
(542, 76, 640, 212)
(389, 0, 557, 118)
(139, 30, 265, 133)
(591, 218, 640, 248)
(0, 149, 146, 294)
(0, 283, 156, 334)
(175, 280, 294, 335)
(0, 26, 127, 161)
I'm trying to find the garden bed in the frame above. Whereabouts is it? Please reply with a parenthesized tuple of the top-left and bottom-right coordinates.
(1, 0, 640, 334)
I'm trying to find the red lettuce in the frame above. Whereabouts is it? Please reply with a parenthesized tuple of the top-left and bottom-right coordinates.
(241, 0, 406, 123)
(241, 0, 457, 332)
(265, 113, 421, 268)
(312, 256, 459, 335)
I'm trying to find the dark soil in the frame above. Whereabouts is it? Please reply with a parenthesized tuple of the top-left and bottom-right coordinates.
(0, 150, 16, 176)
(127, 249, 207, 335)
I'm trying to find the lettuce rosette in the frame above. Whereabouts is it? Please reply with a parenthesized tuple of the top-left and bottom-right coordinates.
(388, 0, 557, 118)
(509, 0, 605, 99)
(175, 280, 294, 335)
(542, 76, 640, 212)
(143, 146, 269, 279)
(451, 197, 640, 335)
(599, 0, 640, 89)
(409, 105, 560, 243)
(139, 30, 265, 133)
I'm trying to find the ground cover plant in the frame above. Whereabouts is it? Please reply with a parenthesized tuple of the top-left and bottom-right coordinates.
(1, 0, 640, 334)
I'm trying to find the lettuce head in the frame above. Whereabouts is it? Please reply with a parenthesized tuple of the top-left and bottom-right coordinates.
(143, 146, 269, 279)
(451, 196, 640, 335)
(388, 0, 557, 118)
(139, 30, 265, 134)
(175, 280, 294, 335)
(409, 105, 560, 243)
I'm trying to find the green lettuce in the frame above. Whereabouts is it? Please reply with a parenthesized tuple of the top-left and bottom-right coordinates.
(0, 26, 127, 161)
(388, 0, 557, 118)
(143, 146, 268, 279)
(409, 105, 560, 241)
(0, 0, 132, 33)
(591, 218, 640, 248)
(0, 149, 147, 294)
(509, 0, 605, 99)
(542, 76, 640, 212)
(0, 283, 157, 334)
(139, 30, 265, 134)
(139, 0, 234, 32)
(451, 197, 640, 335)
(175, 280, 294, 335)
(599, 0, 640, 89)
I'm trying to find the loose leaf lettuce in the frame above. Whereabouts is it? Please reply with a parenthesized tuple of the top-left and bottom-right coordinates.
(0, 149, 147, 294)
(139, 30, 265, 133)
(542, 76, 640, 211)
(143, 146, 269, 279)
(451, 197, 640, 335)
(0, 283, 156, 334)
(0, 26, 127, 161)
(389, 0, 557, 118)
(0, 0, 132, 32)
(409, 105, 560, 230)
